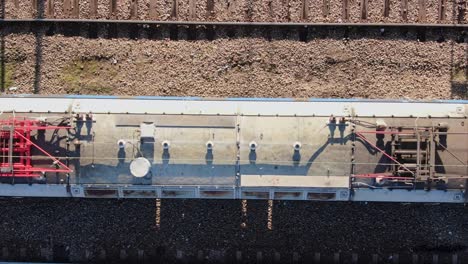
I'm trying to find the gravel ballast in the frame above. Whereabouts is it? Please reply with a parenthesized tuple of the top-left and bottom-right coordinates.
(3, 34, 467, 99)
(0, 198, 466, 263)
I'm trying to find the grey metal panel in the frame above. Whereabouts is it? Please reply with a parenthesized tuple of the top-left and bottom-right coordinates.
(115, 115, 236, 128)
(151, 124, 237, 185)
(239, 116, 351, 188)
(0, 96, 466, 203)
(352, 117, 468, 189)
(75, 114, 238, 186)
(352, 189, 464, 203)
(0, 184, 464, 203)
(0, 97, 465, 117)
(241, 175, 349, 188)
(0, 184, 70, 197)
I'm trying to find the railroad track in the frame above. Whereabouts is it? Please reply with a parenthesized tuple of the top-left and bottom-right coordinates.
(2, 18, 468, 27)
(1, 244, 467, 263)
(1, 18, 467, 41)
(1, 0, 467, 41)
(1, 0, 467, 24)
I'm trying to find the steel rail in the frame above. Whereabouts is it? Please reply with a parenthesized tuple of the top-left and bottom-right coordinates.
(1, 18, 467, 28)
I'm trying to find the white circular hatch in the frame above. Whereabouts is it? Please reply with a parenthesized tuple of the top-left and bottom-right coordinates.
(130, 157, 151, 177)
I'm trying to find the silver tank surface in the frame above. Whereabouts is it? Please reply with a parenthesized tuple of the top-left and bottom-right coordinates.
(0, 95, 466, 203)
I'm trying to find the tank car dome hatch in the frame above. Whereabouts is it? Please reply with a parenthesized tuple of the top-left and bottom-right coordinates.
(437, 122, 449, 130)
(117, 139, 126, 149)
(249, 141, 258, 151)
(206, 141, 214, 150)
(130, 157, 151, 177)
(162, 140, 170, 150)
(375, 119, 387, 130)
(293, 142, 302, 151)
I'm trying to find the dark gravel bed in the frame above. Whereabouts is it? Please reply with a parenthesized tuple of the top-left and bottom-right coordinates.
(0, 198, 466, 263)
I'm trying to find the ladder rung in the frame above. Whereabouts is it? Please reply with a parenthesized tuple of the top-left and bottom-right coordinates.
(398, 138, 419, 142)
(397, 169, 429, 173)
(395, 150, 420, 154)
(400, 163, 417, 168)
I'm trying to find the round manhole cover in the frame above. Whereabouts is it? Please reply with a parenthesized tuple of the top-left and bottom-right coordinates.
(130, 157, 151, 177)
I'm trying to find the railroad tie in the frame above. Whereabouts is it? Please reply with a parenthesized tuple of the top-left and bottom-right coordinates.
(189, 0, 196, 19)
(301, 0, 309, 20)
(47, 0, 55, 17)
(110, 0, 117, 18)
(438, 0, 446, 21)
(32, 0, 37, 17)
(342, 0, 349, 21)
(90, 0, 98, 17)
(457, 0, 466, 24)
(99, 249, 106, 260)
(314, 252, 321, 263)
(40, 247, 53, 262)
(197, 250, 203, 261)
(274, 252, 280, 262)
(225, 0, 235, 17)
(256, 251, 263, 263)
(138, 249, 145, 260)
(292, 252, 300, 262)
(285, 0, 291, 21)
(206, 0, 214, 18)
(172, 0, 179, 19)
(361, 0, 368, 20)
(236, 250, 242, 261)
(333, 252, 340, 263)
(383, 0, 390, 17)
(119, 249, 128, 260)
(84, 249, 91, 260)
(19, 248, 26, 259)
(130, 0, 138, 19)
(176, 250, 183, 259)
(323, 0, 330, 17)
(418, 0, 426, 22)
(149, 0, 158, 19)
(2, 247, 8, 259)
(401, 0, 408, 21)
(64, 0, 71, 17)
(73, 0, 80, 18)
